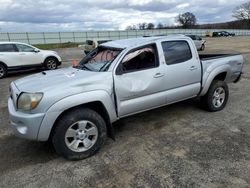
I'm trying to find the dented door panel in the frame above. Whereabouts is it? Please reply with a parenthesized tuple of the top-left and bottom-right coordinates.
(114, 67, 165, 117)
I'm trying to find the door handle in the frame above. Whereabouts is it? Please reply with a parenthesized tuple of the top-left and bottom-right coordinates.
(154, 73, 164, 78)
(189, 66, 198, 71)
(19, 53, 26, 55)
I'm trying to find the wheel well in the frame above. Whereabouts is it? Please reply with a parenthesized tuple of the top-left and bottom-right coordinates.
(44, 56, 59, 64)
(214, 72, 227, 81)
(50, 101, 114, 140)
(0, 61, 8, 69)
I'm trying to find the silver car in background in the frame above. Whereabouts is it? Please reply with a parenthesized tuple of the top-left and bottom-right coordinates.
(186, 35, 206, 51)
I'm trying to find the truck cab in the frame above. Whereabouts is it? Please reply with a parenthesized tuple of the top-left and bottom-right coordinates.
(110, 37, 202, 117)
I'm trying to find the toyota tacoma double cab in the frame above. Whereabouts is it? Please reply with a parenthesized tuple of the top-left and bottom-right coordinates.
(8, 36, 244, 160)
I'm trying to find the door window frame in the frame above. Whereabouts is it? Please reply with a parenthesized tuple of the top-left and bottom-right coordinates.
(15, 44, 35, 52)
(0, 43, 18, 52)
(115, 43, 159, 75)
(161, 40, 193, 65)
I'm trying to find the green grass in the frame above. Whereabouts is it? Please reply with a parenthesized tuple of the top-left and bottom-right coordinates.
(34, 42, 81, 50)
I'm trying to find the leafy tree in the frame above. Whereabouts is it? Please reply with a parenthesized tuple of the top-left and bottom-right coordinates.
(176, 12, 197, 28)
(147, 23, 155, 29)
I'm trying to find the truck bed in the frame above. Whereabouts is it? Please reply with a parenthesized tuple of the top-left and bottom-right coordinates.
(199, 53, 244, 90)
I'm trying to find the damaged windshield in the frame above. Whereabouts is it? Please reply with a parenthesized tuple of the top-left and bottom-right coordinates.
(77, 47, 122, 72)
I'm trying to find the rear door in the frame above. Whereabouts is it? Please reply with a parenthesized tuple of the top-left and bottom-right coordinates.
(0, 44, 20, 67)
(15, 44, 43, 66)
(159, 40, 201, 103)
(114, 43, 166, 117)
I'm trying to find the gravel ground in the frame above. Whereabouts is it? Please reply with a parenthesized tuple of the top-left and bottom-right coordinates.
(0, 37, 250, 188)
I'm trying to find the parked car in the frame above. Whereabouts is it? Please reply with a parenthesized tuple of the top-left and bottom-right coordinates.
(186, 35, 206, 51)
(0, 42, 62, 78)
(8, 36, 244, 160)
(213, 31, 236, 37)
(78, 39, 111, 54)
(219, 31, 236, 37)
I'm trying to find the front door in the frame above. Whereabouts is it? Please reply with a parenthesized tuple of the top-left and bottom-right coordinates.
(114, 44, 165, 117)
(15, 44, 43, 66)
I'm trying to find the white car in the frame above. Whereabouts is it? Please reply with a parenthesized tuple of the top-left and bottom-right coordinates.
(0, 42, 62, 78)
(186, 35, 206, 51)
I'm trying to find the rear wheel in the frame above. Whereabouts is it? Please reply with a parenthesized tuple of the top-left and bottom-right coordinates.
(52, 108, 107, 160)
(201, 80, 229, 112)
(0, 64, 7, 79)
(45, 57, 58, 70)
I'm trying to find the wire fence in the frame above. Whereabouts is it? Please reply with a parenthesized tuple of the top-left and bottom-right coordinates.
(0, 29, 250, 45)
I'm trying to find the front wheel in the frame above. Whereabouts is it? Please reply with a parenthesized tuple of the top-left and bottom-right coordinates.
(45, 57, 58, 70)
(0, 64, 7, 79)
(201, 80, 229, 112)
(52, 108, 107, 160)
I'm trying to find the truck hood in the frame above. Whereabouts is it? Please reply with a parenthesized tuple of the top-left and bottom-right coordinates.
(14, 67, 112, 94)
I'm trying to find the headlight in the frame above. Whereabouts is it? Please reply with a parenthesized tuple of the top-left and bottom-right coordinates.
(17, 92, 43, 111)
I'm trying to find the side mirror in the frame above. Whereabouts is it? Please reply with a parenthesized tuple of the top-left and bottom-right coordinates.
(33, 49, 40, 53)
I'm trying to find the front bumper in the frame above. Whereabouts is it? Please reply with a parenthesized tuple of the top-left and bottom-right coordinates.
(8, 98, 45, 140)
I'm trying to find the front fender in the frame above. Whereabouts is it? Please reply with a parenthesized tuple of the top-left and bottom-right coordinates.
(200, 65, 231, 96)
(37, 90, 117, 141)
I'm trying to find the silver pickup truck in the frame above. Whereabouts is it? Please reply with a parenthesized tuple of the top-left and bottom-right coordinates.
(8, 36, 244, 160)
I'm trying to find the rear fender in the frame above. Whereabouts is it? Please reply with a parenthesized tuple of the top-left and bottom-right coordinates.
(200, 65, 231, 96)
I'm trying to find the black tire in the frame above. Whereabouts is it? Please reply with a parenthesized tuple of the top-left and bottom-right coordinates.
(201, 80, 229, 112)
(52, 108, 107, 160)
(0, 63, 7, 79)
(44, 57, 58, 70)
(200, 44, 205, 51)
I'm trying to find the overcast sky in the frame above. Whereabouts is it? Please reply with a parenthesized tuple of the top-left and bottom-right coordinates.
(0, 0, 247, 32)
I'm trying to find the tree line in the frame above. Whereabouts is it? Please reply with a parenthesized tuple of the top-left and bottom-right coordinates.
(126, 1, 250, 30)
